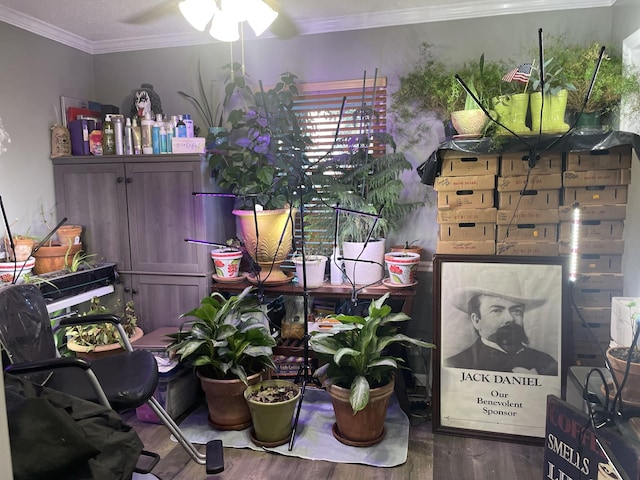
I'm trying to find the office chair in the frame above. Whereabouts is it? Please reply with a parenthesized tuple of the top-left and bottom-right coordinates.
(0, 283, 223, 475)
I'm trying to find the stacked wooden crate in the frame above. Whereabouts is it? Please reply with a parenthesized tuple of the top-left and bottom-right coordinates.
(435, 151, 498, 255)
(495, 152, 563, 256)
(559, 145, 631, 366)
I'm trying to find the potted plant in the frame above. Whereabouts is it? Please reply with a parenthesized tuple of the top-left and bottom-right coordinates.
(544, 40, 640, 131)
(527, 56, 576, 133)
(309, 293, 434, 446)
(65, 296, 143, 360)
(207, 64, 312, 284)
(606, 299, 640, 406)
(167, 286, 277, 430)
(243, 379, 301, 447)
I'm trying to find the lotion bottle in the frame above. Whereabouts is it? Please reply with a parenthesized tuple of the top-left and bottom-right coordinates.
(131, 117, 142, 155)
(141, 113, 154, 154)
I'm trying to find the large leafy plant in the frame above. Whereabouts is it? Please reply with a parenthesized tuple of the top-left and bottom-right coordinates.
(309, 293, 434, 413)
(207, 64, 312, 210)
(167, 286, 276, 384)
(65, 297, 138, 348)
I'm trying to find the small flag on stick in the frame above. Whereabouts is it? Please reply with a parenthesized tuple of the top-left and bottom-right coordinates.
(502, 63, 533, 83)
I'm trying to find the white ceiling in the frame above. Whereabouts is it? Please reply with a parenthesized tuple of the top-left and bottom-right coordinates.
(0, 0, 616, 54)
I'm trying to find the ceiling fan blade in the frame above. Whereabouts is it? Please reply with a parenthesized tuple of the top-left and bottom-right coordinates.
(263, 0, 299, 38)
(121, 0, 180, 25)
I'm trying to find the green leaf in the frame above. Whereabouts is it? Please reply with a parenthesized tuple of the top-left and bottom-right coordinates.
(350, 376, 370, 413)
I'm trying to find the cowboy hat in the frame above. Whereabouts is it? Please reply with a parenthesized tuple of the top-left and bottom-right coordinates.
(450, 269, 547, 312)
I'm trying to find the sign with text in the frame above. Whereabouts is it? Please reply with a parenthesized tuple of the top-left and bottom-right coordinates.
(433, 255, 567, 443)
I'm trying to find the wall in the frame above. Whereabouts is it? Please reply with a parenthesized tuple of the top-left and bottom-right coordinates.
(0, 22, 94, 238)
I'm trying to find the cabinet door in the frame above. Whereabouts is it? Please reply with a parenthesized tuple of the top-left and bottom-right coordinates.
(122, 274, 209, 332)
(125, 162, 207, 274)
(53, 163, 131, 270)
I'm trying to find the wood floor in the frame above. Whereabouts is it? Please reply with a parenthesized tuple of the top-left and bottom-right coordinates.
(123, 402, 544, 480)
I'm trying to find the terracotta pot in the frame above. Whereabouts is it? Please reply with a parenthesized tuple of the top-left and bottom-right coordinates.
(56, 225, 83, 246)
(32, 242, 82, 274)
(327, 377, 395, 447)
(67, 326, 144, 361)
(233, 209, 296, 284)
(198, 370, 263, 431)
(606, 347, 640, 404)
(244, 379, 301, 446)
(4, 236, 35, 262)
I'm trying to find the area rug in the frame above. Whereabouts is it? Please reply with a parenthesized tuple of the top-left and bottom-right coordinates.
(175, 387, 409, 467)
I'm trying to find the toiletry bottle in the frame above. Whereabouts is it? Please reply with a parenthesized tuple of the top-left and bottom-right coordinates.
(159, 123, 167, 154)
(176, 115, 187, 137)
(165, 118, 173, 153)
(183, 114, 194, 137)
(102, 114, 116, 155)
(131, 117, 142, 154)
(141, 113, 154, 154)
(152, 116, 161, 155)
(113, 115, 124, 155)
(124, 117, 134, 155)
(330, 246, 344, 285)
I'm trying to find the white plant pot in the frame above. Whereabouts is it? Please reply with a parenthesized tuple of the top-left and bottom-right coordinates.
(0, 256, 36, 283)
(293, 255, 327, 288)
(342, 239, 385, 286)
(211, 248, 243, 278)
(384, 251, 420, 285)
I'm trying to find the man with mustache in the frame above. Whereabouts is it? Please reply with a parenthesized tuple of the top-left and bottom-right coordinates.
(445, 274, 558, 376)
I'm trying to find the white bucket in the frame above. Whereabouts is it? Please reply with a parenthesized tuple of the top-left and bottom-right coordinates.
(342, 239, 385, 286)
(293, 255, 327, 288)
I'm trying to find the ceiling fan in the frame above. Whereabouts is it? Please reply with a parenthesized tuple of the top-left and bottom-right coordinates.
(122, 0, 298, 40)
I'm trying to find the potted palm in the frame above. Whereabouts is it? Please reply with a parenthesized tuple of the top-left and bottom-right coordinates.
(207, 64, 312, 284)
(309, 293, 434, 446)
(167, 286, 276, 430)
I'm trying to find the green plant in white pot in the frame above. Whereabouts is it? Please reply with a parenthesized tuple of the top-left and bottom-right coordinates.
(309, 293, 434, 446)
(167, 286, 277, 430)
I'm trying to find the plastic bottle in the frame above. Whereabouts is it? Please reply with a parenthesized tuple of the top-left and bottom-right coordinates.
(152, 121, 161, 155)
(140, 113, 154, 154)
(175, 115, 187, 138)
(159, 123, 167, 154)
(183, 114, 194, 137)
(165, 119, 174, 153)
(131, 117, 142, 155)
(124, 118, 134, 155)
(102, 114, 116, 155)
(330, 246, 344, 285)
(113, 115, 124, 155)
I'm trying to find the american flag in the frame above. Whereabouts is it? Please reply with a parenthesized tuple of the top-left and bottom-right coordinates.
(502, 63, 533, 83)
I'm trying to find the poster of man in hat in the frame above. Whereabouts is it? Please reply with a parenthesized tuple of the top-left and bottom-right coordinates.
(435, 257, 563, 439)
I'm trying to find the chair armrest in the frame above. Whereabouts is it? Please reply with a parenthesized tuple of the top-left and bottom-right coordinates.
(5, 357, 111, 407)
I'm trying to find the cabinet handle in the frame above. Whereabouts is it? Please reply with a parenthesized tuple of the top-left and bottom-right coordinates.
(123, 287, 130, 293)
(117, 177, 124, 183)
(125, 177, 133, 184)
(131, 289, 138, 295)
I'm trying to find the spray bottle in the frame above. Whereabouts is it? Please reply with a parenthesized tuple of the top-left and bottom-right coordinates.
(124, 117, 134, 155)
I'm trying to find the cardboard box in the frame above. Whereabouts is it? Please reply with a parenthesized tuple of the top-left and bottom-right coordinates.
(558, 204, 627, 221)
(500, 151, 562, 176)
(497, 173, 562, 191)
(439, 222, 495, 241)
(437, 207, 497, 224)
(496, 223, 557, 241)
(562, 169, 631, 187)
(566, 145, 632, 171)
(558, 220, 624, 240)
(436, 240, 495, 255)
(570, 341, 608, 367)
(573, 273, 624, 290)
(565, 254, 622, 273)
(496, 208, 559, 225)
(437, 189, 495, 209)
(498, 189, 560, 209)
(558, 239, 624, 255)
(571, 306, 611, 326)
(440, 152, 500, 176)
(563, 185, 627, 205)
(433, 174, 496, 191)
(571, 288, 623, 307)
(571, 321, 610, 343)
(496, 241, 559, 256)
(611, 297, 640, 348)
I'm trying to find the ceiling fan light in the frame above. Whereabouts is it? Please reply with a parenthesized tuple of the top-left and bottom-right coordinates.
(209, 12, 240, 42)
(247, 0, 278, 36)
(179, 0, 217, 32)
(220, 0, 251, 23)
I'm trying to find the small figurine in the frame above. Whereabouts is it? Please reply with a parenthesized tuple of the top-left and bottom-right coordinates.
(130, 83, 163, 120)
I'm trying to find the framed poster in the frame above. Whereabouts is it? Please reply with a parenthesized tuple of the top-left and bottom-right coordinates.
(432, 254, 568, 444)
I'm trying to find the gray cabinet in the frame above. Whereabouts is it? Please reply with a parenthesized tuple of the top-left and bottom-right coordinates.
(52, 154, 234, 331)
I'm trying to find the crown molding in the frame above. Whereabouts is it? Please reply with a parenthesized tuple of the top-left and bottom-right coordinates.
(0, 0, 619, 54)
